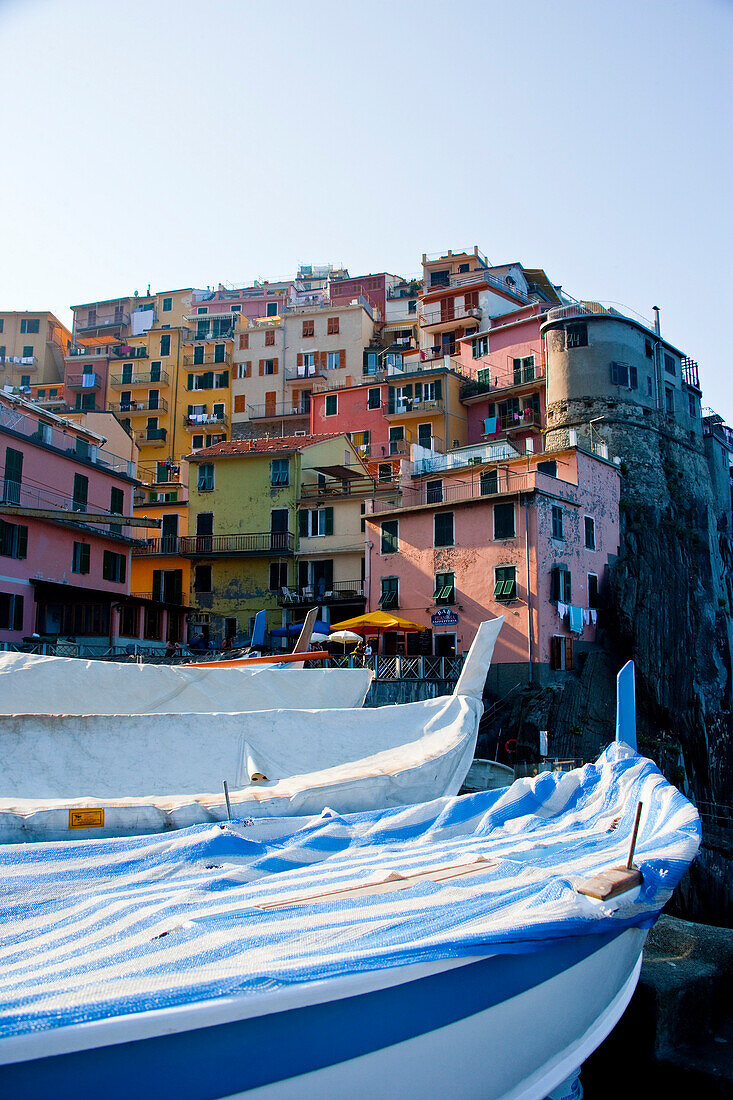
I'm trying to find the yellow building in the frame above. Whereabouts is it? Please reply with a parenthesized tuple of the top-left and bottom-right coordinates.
(185, 434, 372, 645)
(130, 457, 191, 639)
(0, 311, 71, 391)
(384, 364, 468, 454)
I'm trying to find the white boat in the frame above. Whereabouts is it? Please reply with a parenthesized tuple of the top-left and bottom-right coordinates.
(0, 618, 503, 841)
(461, 757, 515, 792)
(0, 662, 701, 1099)
(0, 649, 373, 715)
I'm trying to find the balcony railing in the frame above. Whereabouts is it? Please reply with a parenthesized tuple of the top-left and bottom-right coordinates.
(419, 304, 482, 327)
(284, 364, 326, 382)
(112, 346, 148, 360)
(137, 461, 183, 487)
(486, 409, 541, 434)
(248, 402, 310, 419)
(183, 326, 237, 342)
(460, 362, 546, 399)
(389, 437, 411, 456)
(183, 413, 228, 428)
(425, 268, 532, 303)
(277, 579, 365, 606)
(299, 478, 379, 501)
(65, 373, 101, 390)
(370, 469, 536, 514)
(179, 532, 295, 555)
(111, 399, 168, 415)
(0, 478, 131, 533)
(132, 537, 183, 557)
(137, 428, 168, 444)
(0, 355, 38, 369)
(0, 402, 135, 476)
(110, 370, 169, 387)
(681, 357, 700, 390)
(387, 398, 444, 418)
(182, 353, 233, 367)
(75, 313, 130, 331)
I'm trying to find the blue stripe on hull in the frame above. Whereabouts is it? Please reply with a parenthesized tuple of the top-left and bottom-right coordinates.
(0, 931, 619, 1099)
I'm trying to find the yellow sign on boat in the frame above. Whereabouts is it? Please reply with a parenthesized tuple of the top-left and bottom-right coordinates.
(68, 808, 105, 829)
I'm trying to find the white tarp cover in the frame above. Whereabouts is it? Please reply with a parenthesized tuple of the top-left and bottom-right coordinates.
(0, 620, 503, 841)
(0, 653, 373, 714)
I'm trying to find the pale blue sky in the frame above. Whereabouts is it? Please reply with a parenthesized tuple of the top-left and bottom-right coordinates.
(1, 0, 731, 415)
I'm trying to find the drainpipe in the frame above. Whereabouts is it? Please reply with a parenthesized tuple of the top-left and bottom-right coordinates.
(651, 306, 663, 412)
(364, 537, 373, 612)
(524, 495, 533, 683)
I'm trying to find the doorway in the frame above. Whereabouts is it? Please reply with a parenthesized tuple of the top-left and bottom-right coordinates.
(434, 633, 456, 657)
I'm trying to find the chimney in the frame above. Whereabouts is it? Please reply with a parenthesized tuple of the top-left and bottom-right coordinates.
(652, 306, 661, 336)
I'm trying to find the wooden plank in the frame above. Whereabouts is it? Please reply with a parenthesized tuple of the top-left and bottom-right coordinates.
(575, 866, 643, 901)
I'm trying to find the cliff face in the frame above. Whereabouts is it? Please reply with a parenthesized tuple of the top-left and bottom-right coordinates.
(481, 415, 733, 923)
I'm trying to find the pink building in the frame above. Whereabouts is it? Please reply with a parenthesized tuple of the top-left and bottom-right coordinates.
(366, 444, 620, 691)
(457, 305, 547, 451)
(192, 285, 289, 324)
(328, 273, 396, 317)
(0, 392, 180, 653)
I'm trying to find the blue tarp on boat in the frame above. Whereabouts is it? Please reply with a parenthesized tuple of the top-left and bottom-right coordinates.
(0, 745, 699, 1039)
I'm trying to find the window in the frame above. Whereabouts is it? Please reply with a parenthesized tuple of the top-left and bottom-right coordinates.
(537, 460, 557, 477)
(480, 469, 498, 496)
(494, 502, 515, 540)
(302, 320, 314, 338)
(378, 463, 392, 482)
(194, 564, 212, 592)
(22, 349, 33, 361)
(327, 317, 340, 335)
(3, 447, 23, 504)
(364, 350, 379, 375)
(688, 393, 697, 418)
(72, 473, 88, 512)
(162, 297, 172, 312)
(263, 359, 276, 375)
(472, 335, 489, 359)
(271, 458, 289, 486)
(647, 376, 653, 397)
(551, 505, 564, 540)
(380, 576, 399, 609)
(192, 434, 204, 449)
(197, 307, 208, 315)
(197, 464, 214, 492)
(367, 388, 381, 410)
(434, 571, 455, 605)
(0, 593, 23, 631)
(303, 352, 316, 371)
(20, 318, 39, 333)
(325, 394, 337, 417)
(381, 519, 399, 555)
(120, 603, 138, 637)
(230, 305, 242, 314)
(299, 507, 334, 537)
(665, 386, 675, 416)
(102, 550, 126, 584)
(236, 363, 250, 379)
(327, 351, 340, 370)
(269, 562, 288, 591)
(239, 333, 249, 350)
(144, 606, 162, 641)
(72, 542, 90, 574)
(434, 512, 454, 547)
(0, 519, 27, 559)
(584, 516, 596, 550)
(645, 338, 654, 359)
(426, 479, 443, 504)
(664, 353, 676, 375)
(0, 320, 3, 332)
(266, 302, 278, 317)
(566, 323, 588, 348)
(551, 564, 572, 603)
(214, 343, 226, 363)
(513, 355, 535, 383)
(265, 329, 275, 347)
(494, 566, 517, 601)
(110, 487, 124, 516)
(214, 371, 228, 388)
(0, 346, 4, 361)
(588, 573, 600, 610)
(610, 362, 638, 389)
(551, 636, 573, 671)
(159, 334, 171, 356)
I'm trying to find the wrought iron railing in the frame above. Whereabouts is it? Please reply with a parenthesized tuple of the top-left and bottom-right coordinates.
(178, 532, 295, 554)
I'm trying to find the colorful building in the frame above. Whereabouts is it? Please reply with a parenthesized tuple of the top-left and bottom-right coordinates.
(366, 443, 620, 688)
(131, 458, 191, 626)
(185, 434, 374, 644)
(0, 391, 181, 653)
(231, 318, 288, 437)
(0, 311, 71, 392)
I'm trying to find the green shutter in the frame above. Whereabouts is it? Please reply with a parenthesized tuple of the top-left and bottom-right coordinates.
(170, 570, 183, 605)
(434, 379, 442, 400)
(493, 577, 504, 598)
(324, 507, 334, 535)
(388, 386, 395, 414)
(152, 570, 162, 602)
(220, 371, 228, 387)
(188, 374, 194, 390)
(298, 510, 308, 537)
(102, 551, 111, 581)
(414, 382, 423, 402)
(81, 543, 90, 574)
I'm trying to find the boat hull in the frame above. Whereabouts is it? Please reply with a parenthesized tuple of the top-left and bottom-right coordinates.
(0, 927, 646, 1100)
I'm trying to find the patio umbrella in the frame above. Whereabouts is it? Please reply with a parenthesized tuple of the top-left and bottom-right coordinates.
(327, 629, 363, 654)
(331, 612, 424, 655)
(310, 632, 330, 644)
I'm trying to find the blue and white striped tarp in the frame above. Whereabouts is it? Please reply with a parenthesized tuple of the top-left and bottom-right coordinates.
(0, 745, 700, 1039)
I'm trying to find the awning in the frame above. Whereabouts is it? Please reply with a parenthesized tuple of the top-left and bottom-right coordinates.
(312, 464, 364, 480)
(270, 619, 331, 638)
(30, 580, 192, 610)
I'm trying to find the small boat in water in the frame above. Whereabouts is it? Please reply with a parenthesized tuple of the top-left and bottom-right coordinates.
(0, 619, 503, 841)
(0, 663, 700, 1099)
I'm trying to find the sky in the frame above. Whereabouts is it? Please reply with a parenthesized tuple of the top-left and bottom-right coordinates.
(1, 0, 731, 416)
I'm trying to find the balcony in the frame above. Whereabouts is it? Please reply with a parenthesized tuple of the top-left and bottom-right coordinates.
(110, 370, 169, 387)
(277, 580, 365, 606)
(65, 373, 102, 390)
(299, 478, 380, 501)
(248, 402, 310, 420)
(137, 428, 168, 446)
(419, 303, 482, 329)
(284, 364, 326, 382)
(182, 324, 237, 342)
(183, 352, 233, 368)
(386, 398, 444, 419)
(0, 402, 135, 476)
(388, 437, 411, 456)
(183, 413, 228, 429)
(137, 461, 183, 487)
(132, 537, 183, 557)
(682, 357, 701, 390)
(179, 532, 295, 556)
(370, 468, 539, 514)
(75, 312, 130, 332)
(487, 409, 541, 434)
(460, 362, 546, 400)
(111, 398, 168, 416)
(112, 346, 149, 360)
(0, 355, 38, 370)
(424, 268, 532, 303)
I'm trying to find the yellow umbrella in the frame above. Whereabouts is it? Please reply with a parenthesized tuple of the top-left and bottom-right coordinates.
(331, 611, 424, 633)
